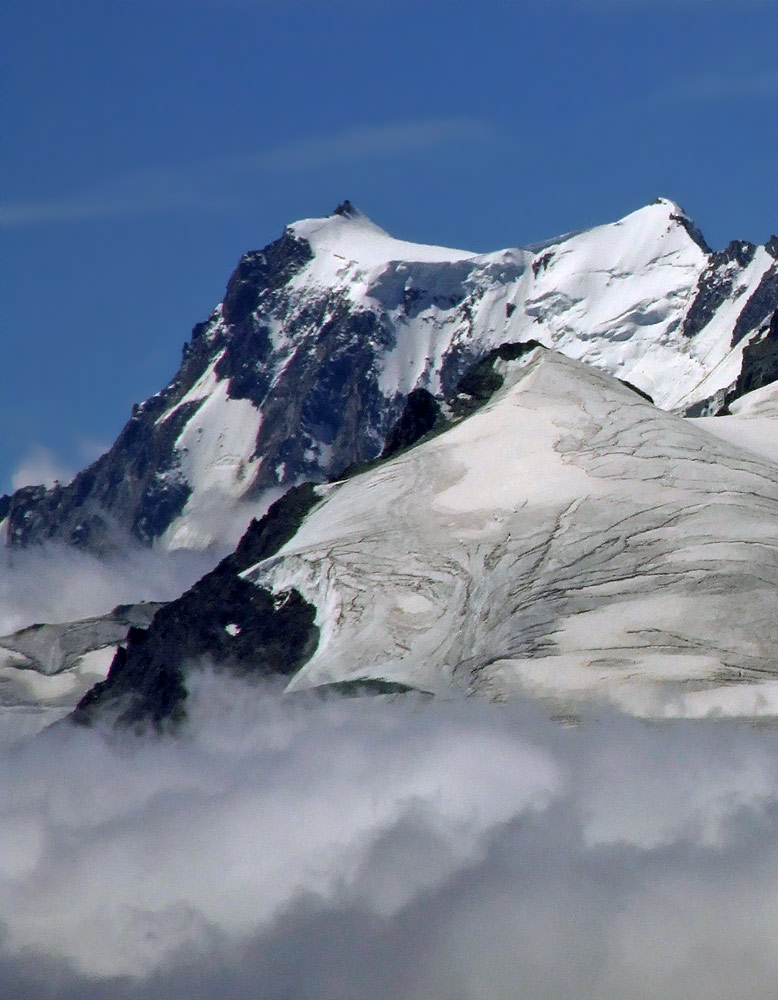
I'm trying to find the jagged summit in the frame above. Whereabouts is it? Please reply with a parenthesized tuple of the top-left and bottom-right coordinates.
(2, 197, 778, 735)
(332, 199, 358, 218)
(650, 195, 698, 223)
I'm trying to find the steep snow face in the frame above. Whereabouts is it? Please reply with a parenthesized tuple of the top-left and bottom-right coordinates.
(159, 375, 264, 549)
(508, 199, 709, 407)
(3, 199, 775, 553)
(245, 349, 778, 718)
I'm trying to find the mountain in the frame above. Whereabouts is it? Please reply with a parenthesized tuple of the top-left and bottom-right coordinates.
(2, 198, 776, 555)
(73, 344, 778, 727)
(3, 198, 778, 732)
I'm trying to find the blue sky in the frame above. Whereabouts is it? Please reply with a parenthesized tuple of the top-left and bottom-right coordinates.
(2, 0, 774, 493)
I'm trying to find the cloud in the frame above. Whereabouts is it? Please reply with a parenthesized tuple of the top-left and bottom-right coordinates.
(237, 118, 491, 172)
(0, 677, 777, 998)
(10, 446, 74, 491)
(0, 118, 491, 227)
(652, 68, 775, 106)
(0, 541, 221, 636)
(0, 163, 234, 227)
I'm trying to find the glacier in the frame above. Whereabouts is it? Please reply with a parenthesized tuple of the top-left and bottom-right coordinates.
(242, 346, 778, 718)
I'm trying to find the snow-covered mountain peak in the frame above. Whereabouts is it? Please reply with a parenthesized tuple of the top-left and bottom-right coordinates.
(288, 204, 476, 274)
(3, 198, 776, 556)
(554, 197, 707, 270)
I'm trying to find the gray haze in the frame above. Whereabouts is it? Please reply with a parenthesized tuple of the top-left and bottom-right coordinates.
(0, 542, 223, 635)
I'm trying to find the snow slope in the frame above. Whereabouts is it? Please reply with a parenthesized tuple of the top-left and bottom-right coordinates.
(690, 381, 778, 466)
(245, 347, 778, 718)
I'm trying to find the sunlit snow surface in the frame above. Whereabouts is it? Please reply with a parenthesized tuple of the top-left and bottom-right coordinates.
(691, 380, 778, 466)
(247, 348, 778, 718)
(1, 323, 778, 997)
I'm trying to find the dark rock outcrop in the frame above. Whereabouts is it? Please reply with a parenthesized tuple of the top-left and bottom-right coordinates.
(72, 483, 321, 730)
(669, 211, 712, 254)
(682, 240, 756, 340)
(1, 398, 200, 549)
(380, 388, 441, 459)
(731, 264, 778, 347)
(222, 232, 314, 328)
(333, 200, 356, 218)
(451, 340, 542, 418)
(729, 310, 778, 401)
(685, 309, 778, 416)
(68, 341, 553, 730)
(0, 230, 318, 551)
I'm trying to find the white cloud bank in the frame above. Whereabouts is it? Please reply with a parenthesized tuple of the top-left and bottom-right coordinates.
(0, 542, 221, 636)
(0, 674, 777, 999)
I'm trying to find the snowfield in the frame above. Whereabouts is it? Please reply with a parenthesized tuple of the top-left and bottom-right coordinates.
(691, 379, 778, 466)
(246, 348, 778, 717)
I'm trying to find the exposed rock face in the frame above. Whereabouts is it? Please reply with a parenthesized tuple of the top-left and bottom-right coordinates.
(730, 309, 778, 400)
(731, 264, 778, 346)
(450, 340, 543, 418)
(1, 232, 317, 552)
(682, 240, 756, 339)
(380, 388, 441, 459)
(3, 201, 777, 554)
(2, 400, 200, 549)
(72, 484, 321, 729)
(221, 233, 314, 329)
(69, 346, 546, 729)
(687, 309, 778, 416)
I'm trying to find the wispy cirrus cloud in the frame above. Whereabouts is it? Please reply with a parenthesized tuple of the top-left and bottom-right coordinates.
(653, 68, 775, 105)
(0, 118, 491, 227)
